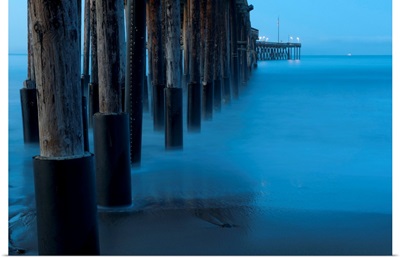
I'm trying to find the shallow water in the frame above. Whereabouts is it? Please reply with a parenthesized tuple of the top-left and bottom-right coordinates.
(8, 54, 392, 255)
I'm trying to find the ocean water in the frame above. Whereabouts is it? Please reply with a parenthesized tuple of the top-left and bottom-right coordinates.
(8, 55, 392, 255)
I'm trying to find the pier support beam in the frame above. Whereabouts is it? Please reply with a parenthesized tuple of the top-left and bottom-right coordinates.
(149, 0, 165, 131)
(213, 0, 222, 112)
(20, 0, 39, 143)
(229, 0, 239, 99)
(33, 154, 98, 254)
(221, 0, 231, 104)
(95, 0, 132, 205)
(30, 0, 99, 254)
(164, 0, 183, 149)
(202, 0, 215, 120)
(93, 113, 131, 206)
(125, 0, 146, 165)
(88, 0, 99, 128)
(20, 82, 39, 143)
(187, 0, 201, 132)
(82, 0, 91, 98)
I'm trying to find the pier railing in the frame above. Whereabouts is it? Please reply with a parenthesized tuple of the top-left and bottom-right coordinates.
(256, 41, 301, 61)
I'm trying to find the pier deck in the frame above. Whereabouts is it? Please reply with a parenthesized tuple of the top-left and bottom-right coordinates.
(256, 41, 301, 61)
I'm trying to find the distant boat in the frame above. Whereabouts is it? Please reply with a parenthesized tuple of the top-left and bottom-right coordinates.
(347, 53, 352, 56)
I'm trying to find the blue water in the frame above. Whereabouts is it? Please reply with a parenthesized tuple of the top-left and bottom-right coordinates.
(8, 54, 392, 254)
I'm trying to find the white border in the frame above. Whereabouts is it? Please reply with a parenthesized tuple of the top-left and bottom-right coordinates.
(1, 0, 9, 255)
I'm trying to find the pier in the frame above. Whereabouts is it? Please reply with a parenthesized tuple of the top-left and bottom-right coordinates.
(256, 41, 302, 61)
(17, 0, 259, 255)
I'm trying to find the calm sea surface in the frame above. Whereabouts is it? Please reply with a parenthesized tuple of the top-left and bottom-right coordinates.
(8, 55, 392, 254)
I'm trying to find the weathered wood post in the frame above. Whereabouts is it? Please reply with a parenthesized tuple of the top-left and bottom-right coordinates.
(199, 0, 207, 87)
(94, 0, 132, 206)
(82, 0, 91, 91)
(79, 0, 91, 151)
(187, 0, 201, 132)
(165, 0, 183, 149)
(213, 0, 222, 112)
(202, 0, 215, 120)
(199, 0, 206, 84)
(125, 0, 146, 165)
(182, 0, 190, 88)
(237, 12, 245, 86)
(229, 0, 239, 99)
(221, 0, 231, 104)
(30, 1, 99, 254)
(242, 25, 248, 85)
(88, 0, 99, 128)
(149, 0, 165, 131)
(243, 6, 251, 84)
(143, 2, 149, 114)
(20, 0, 39, 143)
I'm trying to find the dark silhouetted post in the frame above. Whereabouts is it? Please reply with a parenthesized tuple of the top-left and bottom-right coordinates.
(94, 0, 132, 206)
(89, 0, 99, 128)
(240, 16, 249, 85)
(79, 0, 90, 151)
(125, 0, 146, 165)
(187, 0, 201, 132)
(221, 0, 231, 104)
(213, 0, 222, 112)
(82, 0, 91, 91)
(229, 0, 239, 99)
(164, 0, 183, 149)
(30, 0, 99, 254)
(202, 0, 215, 120)
(20, 0, 39, 143)
(149, 0, 165, 131)
(182, 0, 190, 88)
(199, 0, 206, 83)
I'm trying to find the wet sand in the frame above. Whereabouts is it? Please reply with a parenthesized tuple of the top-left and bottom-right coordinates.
(9, 197, 391, 255)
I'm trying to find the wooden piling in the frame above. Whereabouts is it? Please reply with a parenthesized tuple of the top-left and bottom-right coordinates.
(20, 0, 39, 143)
(182, 0, 190, 87)
(240, 20, 248, 85)
(199, 0, 206, 84)
(96, 0, 124, 113)
(80, 0, 90, 148)
(90, 0, 98, 70)
(229, 0, 239, 99)
(30, 0, 99, 254)
(88, 0, 99, 128)
(27, 0, 35, 82)
(125, 0, 146, 164)
(78, 0, 82, 58)
(31, 2, 84, 157)
(119, 7, 126, 110)
(82, 0, 91, 88)
(187, 0, 201, 132)
(81, 76, 89, 152)
(213, 0, 222, 112)
(94, 0, 132, 206)
(20, 86, 39, 143)
(164, 0, 183, 149)
(149, 0, 165, 131)
(221, 0, 231, 104)
(202, 0, 215, 120)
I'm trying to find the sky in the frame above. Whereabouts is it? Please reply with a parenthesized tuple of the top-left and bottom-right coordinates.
(5, 0, 394, 55)
(248, 0, 392, 55)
